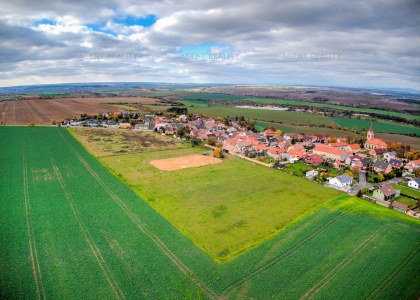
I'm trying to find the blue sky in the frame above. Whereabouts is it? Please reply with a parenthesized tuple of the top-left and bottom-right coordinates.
(0, 0, 419, 89)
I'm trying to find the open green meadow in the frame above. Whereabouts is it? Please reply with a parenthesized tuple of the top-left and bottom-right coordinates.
(1, 126, 419, 299)
(187, 105, 332, 126)
(331, 117, 420, 135)
(246, 97, 420, 121)
(100, 148, 342, 261)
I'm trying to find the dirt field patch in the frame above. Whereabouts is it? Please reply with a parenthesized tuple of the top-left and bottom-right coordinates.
(150, 154, 222, 171)
(0, 97, 157, 125)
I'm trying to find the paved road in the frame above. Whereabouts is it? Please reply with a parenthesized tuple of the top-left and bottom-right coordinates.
(348, 170, 372, 196)
(378, 177, 402, 186)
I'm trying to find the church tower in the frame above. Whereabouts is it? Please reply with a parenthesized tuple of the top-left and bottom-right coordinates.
(367, 123, 374, 140)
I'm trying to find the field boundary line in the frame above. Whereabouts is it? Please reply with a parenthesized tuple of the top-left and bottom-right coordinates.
(220, 205, 354, 299)
(50, 159, 125, 300)
(60, 134, 217, 299)
(300, 225, 389, 300)
(366, 245, 419, 300)
(22, 138, 46, 300)
(74, 153, 218, 299)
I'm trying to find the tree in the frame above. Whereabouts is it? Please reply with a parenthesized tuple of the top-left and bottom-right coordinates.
(207, 137, 217, 146)
(328, 137, 337, 143)
(344, 170, 354, 178)
(275, 130, 282, 137)
(191, 138, 200, 147)
(213, 147, 224, 158)
(351, 166, 360, 175)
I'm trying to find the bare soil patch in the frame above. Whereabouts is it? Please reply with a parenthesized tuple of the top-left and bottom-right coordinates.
(0, 97, 157, 125)
(150, 155, 222, 171)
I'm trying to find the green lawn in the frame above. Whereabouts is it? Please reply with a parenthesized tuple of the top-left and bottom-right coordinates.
(396, 196, 417, 207)
(101, 147, 343, 261)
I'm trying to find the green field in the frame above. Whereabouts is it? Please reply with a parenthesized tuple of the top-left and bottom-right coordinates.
(100, 147, 342, 261)
(180, 93, 245, 102)
(246, 97, 420, 121)
(331, 117, 420, 135)
(187, 104, 332, 126)
(1, 126, 419, 299)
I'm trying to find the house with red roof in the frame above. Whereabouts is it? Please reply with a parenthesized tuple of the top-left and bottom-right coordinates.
(304, 154, 324, 166)
(287, 149, 306, 159)
(267, 148, 286, 160)
(346, 144, 362, 154)
(404, 159, 420, 173)
(313, 144, 349, 161)
(329, 141, 348, 149)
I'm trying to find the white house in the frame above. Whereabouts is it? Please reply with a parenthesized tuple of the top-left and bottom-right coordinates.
(328, 174, 353, 188)
(408, 178, 420, 189)
(306, 170, 319, 179)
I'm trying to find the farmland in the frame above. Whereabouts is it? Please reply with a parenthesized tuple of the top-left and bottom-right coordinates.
(331, 117, 420, 135)
(70, 128, 183, 156)
(187, 104, 332, 126)
(100, 147, 343, 261)
(245, 97, 420, 121)
(1, 126, 419, 299)
(0, 97, 157, 125)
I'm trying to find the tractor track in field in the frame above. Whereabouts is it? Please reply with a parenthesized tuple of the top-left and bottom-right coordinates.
(220, 205, 354, 299)
(22, 139, 46, 300)
(51, 159, 125, 300)
(366, 245, 419, 300)
(300, 225, 389, 300)
(59, 133, 218, 300)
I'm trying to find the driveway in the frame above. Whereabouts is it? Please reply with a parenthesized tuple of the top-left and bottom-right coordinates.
(378, 177, 402, 187)
(348, 170, 372, 196)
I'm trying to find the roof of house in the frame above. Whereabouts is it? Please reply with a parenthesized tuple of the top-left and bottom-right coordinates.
(366, 138, 387, 148)
(255, 143, 268, 151)
(349, 144, 361, 150)
(393, 201, 408, 210)
(361, 157, 372, 164)
(411, 159, 420, 165)
(237, 140, 252, 148)
(373, 148, 387, 155)
(333, 174, 352, 184)
(306, 154, 324, 165)
(288, 149, 306, 157)
(330, 142, 348, 147)
(313, 144, 343, 156)
(268, 148, 286, 155)
(389, 159, 403, 166)
(379, 184, 396, 197)
(373, 161, 389, 170)
(410, 178, 420, 185)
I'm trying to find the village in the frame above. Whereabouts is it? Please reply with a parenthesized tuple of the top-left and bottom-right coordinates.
(64, 110, 420, 218)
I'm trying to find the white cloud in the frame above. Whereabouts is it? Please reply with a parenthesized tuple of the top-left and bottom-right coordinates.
(0, 0, 419, 89)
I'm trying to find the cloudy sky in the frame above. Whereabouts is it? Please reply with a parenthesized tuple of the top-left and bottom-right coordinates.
(0, 0, 419, 89)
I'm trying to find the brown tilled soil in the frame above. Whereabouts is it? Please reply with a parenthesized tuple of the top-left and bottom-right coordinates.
(0, 97, 157, 125)
(150, 155, 222, 171)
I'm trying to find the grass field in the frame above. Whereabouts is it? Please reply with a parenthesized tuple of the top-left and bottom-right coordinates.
(331, 117, 420, 135)
(100, 147, 343, 261)
(246, 97, 420, 120)
(1, 126, 419, 299)
(187, 104, 332, 126)
(71, 128, 184, 156)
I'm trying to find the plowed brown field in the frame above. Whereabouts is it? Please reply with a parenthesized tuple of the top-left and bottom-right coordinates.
(0, 97, 156, 125)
